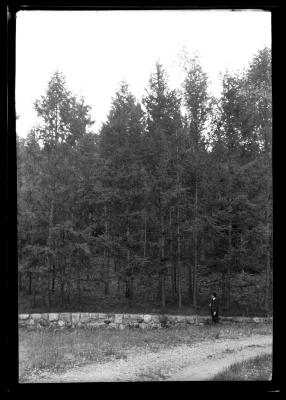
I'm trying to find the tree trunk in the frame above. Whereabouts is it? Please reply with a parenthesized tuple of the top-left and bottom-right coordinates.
(188, 262, 192, 301)
(55, 102, 58, 142)
(130, 278, 134, 305)
(31, 274, 36, 307)
(143, 209, 147, 258)
(172, 262, 177, 297)
(60, 271, 65, 306)
(193, 240, 198, 308)
(193, 180, 198, 309)
(61, 282, 65, 306)
(221, 271, 226, 309)
(177, 206, 182, 309)
(125, 277, 132, 303)
(201, 233, 205, 262)
(176, 130, 182, 309)
(169, 209, 176, 297)
(264, 221, 271, 315)
(47, 199, 54, 245)
(125, 278, 133, 305)
(188, 234, 193, 301)
(160, 213, 166, 309)
(239, 232, 243, 271)
(178, 265, 182, 309)
(107, 209, 112, 295)
(77, 273, 81, 302)
(264, 161, 272, 315)
(104, 280, 109, 296)
(67, 280, 71, 305)
(126, 208, 132, 305)
(19, 272, 22, 292)
(28, 271, 32, 295)
(125, 279, 128, 299)
(52, 265, 55, 292)
(226, 221, 232, 312)
(161, 273, 166, 310)
(117, 276, 121, 295)
(32, 289, 36, 308)
(47, 198, 55, 303)
(103, 204, 110, 296)
(47, 270, 51, 308)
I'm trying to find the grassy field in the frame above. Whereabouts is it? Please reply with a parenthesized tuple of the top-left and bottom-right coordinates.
(211, 353, 272, 381)
(19, 322, 272, 382)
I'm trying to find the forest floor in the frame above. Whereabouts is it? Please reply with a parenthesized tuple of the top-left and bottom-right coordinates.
(19, 322, 272, 382)
(18, 293, 269, 317)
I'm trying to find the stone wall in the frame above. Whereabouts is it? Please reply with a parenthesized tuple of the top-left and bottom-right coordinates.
(18, 313, 272, 330)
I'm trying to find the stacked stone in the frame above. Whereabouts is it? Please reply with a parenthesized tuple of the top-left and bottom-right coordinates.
(18, 313, 272, 330)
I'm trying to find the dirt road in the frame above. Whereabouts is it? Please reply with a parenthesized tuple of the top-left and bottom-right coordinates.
(27, 334, 272, 382)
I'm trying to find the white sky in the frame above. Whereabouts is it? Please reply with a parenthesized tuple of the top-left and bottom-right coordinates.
(16, 9, 271, 137)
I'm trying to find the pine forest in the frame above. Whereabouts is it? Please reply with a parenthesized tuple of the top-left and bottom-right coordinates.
(17, 48, 272, 316)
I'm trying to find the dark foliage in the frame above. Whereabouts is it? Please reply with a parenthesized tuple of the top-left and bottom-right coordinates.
(17, 49, 272, 315)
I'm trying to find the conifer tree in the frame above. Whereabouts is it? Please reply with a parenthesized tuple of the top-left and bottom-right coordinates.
(181, 54, 210, 308)
(97, 82, 146, 304)
(143, 63, 183, 309)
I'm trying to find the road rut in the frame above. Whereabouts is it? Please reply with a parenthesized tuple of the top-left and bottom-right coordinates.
(26, 333, 272, 382)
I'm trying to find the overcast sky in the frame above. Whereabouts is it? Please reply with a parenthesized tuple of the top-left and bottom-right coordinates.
(16, 9, 271, 137)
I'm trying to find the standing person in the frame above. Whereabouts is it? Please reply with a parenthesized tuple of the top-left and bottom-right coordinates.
(209, 293, 219, 323)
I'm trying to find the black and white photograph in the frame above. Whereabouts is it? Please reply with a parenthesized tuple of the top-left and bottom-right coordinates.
(15, 8, 273, 384)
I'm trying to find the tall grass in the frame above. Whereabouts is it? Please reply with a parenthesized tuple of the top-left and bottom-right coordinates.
(211, 353, 272, 381)
(19, 323, 272, 382)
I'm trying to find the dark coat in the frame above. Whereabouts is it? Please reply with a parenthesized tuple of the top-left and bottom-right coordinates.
(210, 298, 219, 313)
